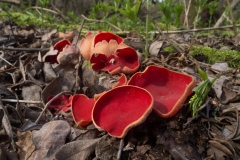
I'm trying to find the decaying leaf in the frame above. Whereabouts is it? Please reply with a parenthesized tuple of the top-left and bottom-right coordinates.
(149, 40, 164, 57)
(207, 139, 236, 160)
(16, 131, 35, 160)
(20, 120, 43, 131)
(41, 68, 75, 104)
(95, 135, 120, 160)
(22, 84, 42, 105)
(29, 120, 71, 160)
(57, 45, 78, 65)
(55, 138, 100, 160)
(67, 127, 99, 142)
(42, 62, 57, 82)
(211, 62, 229, 72)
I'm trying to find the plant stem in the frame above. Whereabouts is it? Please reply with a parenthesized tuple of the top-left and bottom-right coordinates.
(145, 0, 150, 59)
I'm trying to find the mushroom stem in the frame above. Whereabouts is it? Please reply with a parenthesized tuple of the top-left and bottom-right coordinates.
(117, 138, 124, 160)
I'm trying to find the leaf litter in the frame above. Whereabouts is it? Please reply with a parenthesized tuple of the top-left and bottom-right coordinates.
(0, 20, 240, 160)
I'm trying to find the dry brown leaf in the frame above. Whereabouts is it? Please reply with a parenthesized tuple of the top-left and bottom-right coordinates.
(29, 120, 71, 160)
(57, 45, 78, 65)
(22, 84, 42, 103)
(95, 135, 120, 160)
(16, 131, 35, 160)
(149, 40, 164, 57)
(41, 67, 75, 104)
(42, 62, 57, 82)
(55, 138, 100, 160)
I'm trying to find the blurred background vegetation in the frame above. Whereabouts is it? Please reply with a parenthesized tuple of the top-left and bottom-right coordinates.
(0, 0, 239, 33)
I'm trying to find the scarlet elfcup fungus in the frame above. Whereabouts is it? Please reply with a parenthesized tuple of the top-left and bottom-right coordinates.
(92, 85, 153, 138)
(71, 94, 95, 127)
(49, 39, 72, 64)
(79, 31, 140, 75)
(112, 74, 128, 88)
(127, 65, 196, 118)
(47, 94, 72, 114)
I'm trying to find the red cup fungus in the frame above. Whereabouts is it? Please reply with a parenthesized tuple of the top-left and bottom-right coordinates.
(127, 65, 196, 118)
(92, 85, 153, 138)
(47, 94, 72, 114)
(112, 74, 127, 88)
(71, 94, 95, 127)
(79, 31, 140, 75)
(49, 39, 72, 64)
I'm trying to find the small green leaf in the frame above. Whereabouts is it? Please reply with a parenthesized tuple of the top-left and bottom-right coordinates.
(198, 68, 208, 81)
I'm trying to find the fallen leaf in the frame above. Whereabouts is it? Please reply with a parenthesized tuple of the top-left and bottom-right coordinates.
(41, 68, 75, 104)
(149, 40, 164, 57)
(29, 120, 71, 160)
(54, 138, 100, 160)
(20, 120, 42, 131)
(57, 45, 78, 65)
(16, 131, 35, 160)
(95, 135, 119, 160)
(42, 62, 57, 82)
(211, 62, 229, 72)
(22, 84, 42, 105)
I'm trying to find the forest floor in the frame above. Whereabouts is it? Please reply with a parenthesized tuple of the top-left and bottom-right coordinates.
(0, 20, 240, 160)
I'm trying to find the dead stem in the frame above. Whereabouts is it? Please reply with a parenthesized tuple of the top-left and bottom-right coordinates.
(73, 19, 85, 94)
(183, 0, 191, 28)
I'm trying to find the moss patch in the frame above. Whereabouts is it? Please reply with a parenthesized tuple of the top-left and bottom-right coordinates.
(190, 45, 240, 68)
(0, 11, 79, 32)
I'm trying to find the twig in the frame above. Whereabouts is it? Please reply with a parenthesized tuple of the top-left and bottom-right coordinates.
(0, 46, 49, 52)
(2, 99, 42, 104)
(6, 104, 24, 125)
(81, 14, 123, 32)
(74, 19, 85, 94)
(35, 91, 72, 124)
(117, 138, 124, 160)
(28, 6, 59, 15)
(0, 51, 15, 67)
(144, 7, 184, 53)
(109, 24, 240, 36)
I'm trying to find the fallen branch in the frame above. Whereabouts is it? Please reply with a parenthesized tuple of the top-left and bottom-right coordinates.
(109, 24, 240, 36)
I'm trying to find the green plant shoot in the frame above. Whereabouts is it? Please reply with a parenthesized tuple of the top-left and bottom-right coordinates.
(189, 68, 218, 116)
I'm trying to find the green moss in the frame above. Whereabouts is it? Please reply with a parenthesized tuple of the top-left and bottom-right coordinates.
(190, 45, 240, 68)
(163, 45, 175, 53)
(0, 11, 79, 32)
(156, 22, 177, 31)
